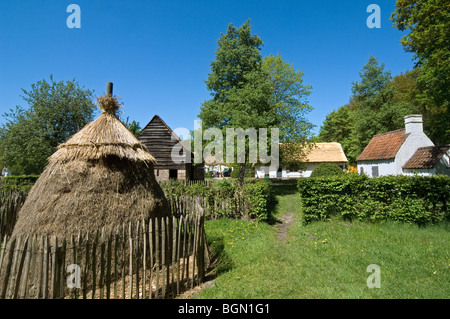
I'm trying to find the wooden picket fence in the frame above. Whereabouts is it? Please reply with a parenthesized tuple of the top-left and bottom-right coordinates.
(168, 195, 248, 220)
(0, 213, 208, 299)
(0, 191, 27, 240)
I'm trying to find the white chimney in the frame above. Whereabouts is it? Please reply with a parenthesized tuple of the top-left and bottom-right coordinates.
(404, 114, 423, 134)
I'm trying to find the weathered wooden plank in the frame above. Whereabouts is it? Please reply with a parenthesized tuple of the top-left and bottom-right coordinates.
(171, 215, 177, 297)
(161, 217, 166, 298)
(106, 229, 112, 299)
(59, 238, 67, 299)
(135, 220, 140, 300)
(176, 215, 182, 295)
(99, 228, 106, 299)
(19, 235, 34, 299)
(191, 215, 198, 289)
(42, 236, 49, 299)
(141, 219, 147, 299)
(0, 236, 16, 298)
(91, 230, 99, 299)
(34, 236, 44, 299)
(149, 218, 154, 299)
(7, 235, 22, 299)
(181, 214, 188, 287)
(50, 237, 57, 299)
(155, 217, 160, 298)
(69, 235, 77, 299)
(121, 224, 126, 299)
(113, 226, 119, 299)
(0, 235, 8, 273)
(197, 215, 205, 283)
(128, 222, 133, 299)
(82, 233, 90, 300)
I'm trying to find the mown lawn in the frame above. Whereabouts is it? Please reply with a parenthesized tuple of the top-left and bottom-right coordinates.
(194, 182, 450, 299)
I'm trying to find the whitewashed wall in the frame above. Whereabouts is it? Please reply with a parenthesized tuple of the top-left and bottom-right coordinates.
(357, 159, 396, 177)
(357, 115, 435, 178)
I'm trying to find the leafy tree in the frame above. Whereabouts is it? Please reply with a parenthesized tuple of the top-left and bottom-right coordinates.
(317, 58, 427, 164)
(391, 0, 450, 107)
(317, 104, 359, 164)
(122, 117, 142, 137)
(262, 54, 314, 169)
(0, 75, 96, 174)
(262, 53, 314, 142)
(351, 55, 393, 110)
(199, 21, 314, 183)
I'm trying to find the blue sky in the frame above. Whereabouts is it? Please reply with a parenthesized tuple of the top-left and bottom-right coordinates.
(0, 0, 414, 135)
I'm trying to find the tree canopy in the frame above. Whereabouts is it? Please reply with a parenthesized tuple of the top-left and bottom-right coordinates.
(199, 20, 313, 180)
(317, 57, 423, 164)
(391, 0, 450, 107)
(0, 76, 96, 174)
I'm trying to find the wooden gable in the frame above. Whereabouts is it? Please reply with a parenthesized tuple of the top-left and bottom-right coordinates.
(137, 115, 192, 168)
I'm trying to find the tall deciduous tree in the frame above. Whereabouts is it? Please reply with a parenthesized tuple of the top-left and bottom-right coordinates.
(262, 53, 314, 169)
(317, 57, 425, 164)
(0, 75, 96, 174)
(391, 0, 449, 142)
(199, 21, 314, 182)
(391, 0, 450, 107)
(199, 20, 274, 184)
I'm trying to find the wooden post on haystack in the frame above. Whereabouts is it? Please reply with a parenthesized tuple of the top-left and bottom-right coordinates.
(106, 82, 113, 97)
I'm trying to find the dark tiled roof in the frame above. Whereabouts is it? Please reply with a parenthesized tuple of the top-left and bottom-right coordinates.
(403, 145, 450, 169)
(357, 129, 410, 162)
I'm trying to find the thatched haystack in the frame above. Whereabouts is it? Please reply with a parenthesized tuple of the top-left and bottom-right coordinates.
(11, 84, 170, 239)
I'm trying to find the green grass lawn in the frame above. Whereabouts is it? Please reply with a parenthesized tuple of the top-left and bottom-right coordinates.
(195, 181, 450, 299)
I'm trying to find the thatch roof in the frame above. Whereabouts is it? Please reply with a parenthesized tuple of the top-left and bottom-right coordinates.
(11, 89, 170, 239)
(304, 143, 348, 163)
(281, 142, 348, 164)
(50, 96, 155, 164)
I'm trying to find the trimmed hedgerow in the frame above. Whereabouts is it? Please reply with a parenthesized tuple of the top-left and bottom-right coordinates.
(310, 163, 344, 178)
(297, 175, 450, 225)
(245, 180, 271, 220)
(160, 179, 271, 220)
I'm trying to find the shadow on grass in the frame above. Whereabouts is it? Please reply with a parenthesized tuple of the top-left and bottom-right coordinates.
(206, 236, 234, 278)
(266, 179, 299, 225)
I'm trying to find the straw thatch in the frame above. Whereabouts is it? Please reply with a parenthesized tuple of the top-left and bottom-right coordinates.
(10, 93, 170, 239)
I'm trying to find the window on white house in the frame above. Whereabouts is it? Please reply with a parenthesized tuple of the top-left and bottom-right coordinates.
(372, 166, 379, 177)
(360, 167, 364, 175)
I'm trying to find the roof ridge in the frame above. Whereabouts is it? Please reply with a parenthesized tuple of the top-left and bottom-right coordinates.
(373, 128, 405, 136)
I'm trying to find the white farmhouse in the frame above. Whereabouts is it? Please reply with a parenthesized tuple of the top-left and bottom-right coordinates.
(357, 114, 450, 177)
(256, 142, 348, 178)
(403, 145, 450, 176)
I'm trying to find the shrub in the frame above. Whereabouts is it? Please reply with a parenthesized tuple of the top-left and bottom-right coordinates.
(205, 172, 213, 178)
(310, 163, 344, 178)
(230, 167, 240, 179)
(0, 175, 38, 192)
(160, 178, 271, 221)
(245, 180, 271, 220)
(297, 175, 450, 225)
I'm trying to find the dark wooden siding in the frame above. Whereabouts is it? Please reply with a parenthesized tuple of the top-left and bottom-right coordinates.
(137, 115, 194, 170)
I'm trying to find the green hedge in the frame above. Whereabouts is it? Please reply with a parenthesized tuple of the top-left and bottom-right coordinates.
(0, 175, 38, 193)
(160, 179, 271, 220)
(310, 163, 344, 178)
(297, 175, 450, 225)
(245, 180, 271, 220)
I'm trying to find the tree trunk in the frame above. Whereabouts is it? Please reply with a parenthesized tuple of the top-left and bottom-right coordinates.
(238, 163, 245, 186)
